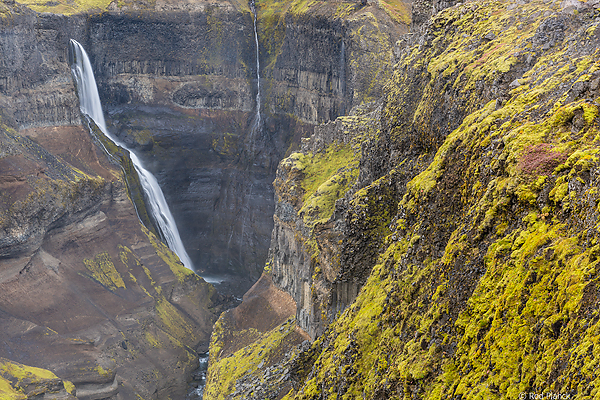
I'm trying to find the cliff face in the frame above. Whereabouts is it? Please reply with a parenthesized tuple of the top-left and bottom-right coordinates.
(0, 116, 223, 399)
(1, 3, 228, 397)
(269, 0, 600, 398)
(2, 0, 407, 397)
(0, 6, 83, 129)
(83, 6, 266, 286)
(203, 0, 410, 397)
(207, 0, 600, 398)
(12, 0, 403, 288)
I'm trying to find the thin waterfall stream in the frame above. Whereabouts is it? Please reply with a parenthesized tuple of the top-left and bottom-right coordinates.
(69, 39, 195, 272)
(249, 0, 261, 136)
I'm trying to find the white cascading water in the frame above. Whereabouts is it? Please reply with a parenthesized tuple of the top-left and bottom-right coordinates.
(340, 40, 346, 95)
(69, 39, 195, 271)
(249, 0, 261, 134)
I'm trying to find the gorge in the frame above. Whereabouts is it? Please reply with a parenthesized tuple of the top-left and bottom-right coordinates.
(3, 0, 600, 398)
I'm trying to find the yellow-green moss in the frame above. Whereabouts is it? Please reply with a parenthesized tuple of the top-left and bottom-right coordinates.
(279, 0, 600, 399)
(155, 297, 195, 343)
(63, 380, 76, 395)
(94, 365, 113, 379)
(204, 319, 297, 400)
(83, 252, 126, 290)
(145, 331, 161, 348)
(141, 225, 195, 283)
(17, 0, 112, 15)
(0, 358, 63, 400)
(292, 144, 359, 227)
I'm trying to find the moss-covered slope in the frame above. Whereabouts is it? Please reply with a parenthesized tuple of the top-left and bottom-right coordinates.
(265, 0, 600, 399)
(0, 358, 76, 399)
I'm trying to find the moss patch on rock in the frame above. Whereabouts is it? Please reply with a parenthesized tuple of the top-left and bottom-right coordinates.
(0, 358, 74, 400)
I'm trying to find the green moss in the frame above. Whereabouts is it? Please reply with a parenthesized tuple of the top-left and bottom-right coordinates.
(211, 133, 240, 157)
(377, 0, 410, 25)
(140, 225, 195, 283)
(155, 296, 195, 343)
(94, 365, 113, 379)
(0, 358, 63, 400)
(83, 252, 126, 290)
(18, 0, 112, 15)
(204, 318, 298, 400)
(144, 331, 161, 348)
(295, 144, 359, 227)
(0, 360, 57, 382)
(63, 381, 75, 395)
(278, 0, 600, 399)
(0, 376, 25, 400)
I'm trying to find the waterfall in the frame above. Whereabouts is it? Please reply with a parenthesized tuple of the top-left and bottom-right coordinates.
(340, 39, 346, 95)
(249, 0, 261, 134)
(69, 39, 195, 272)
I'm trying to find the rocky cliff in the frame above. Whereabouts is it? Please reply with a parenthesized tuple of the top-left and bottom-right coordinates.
(2, 0, 406, 293)
(2, 0, 407, 295)
(80, 0, 406, 288)
(206, 0, 600, 398)
(0, 112, 225, 399)
(1, 2, 239, 397)
(1, 0, 407, 397)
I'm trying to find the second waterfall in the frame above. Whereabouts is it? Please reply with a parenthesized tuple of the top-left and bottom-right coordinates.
(69, 39, 195, 272)
(249, 0, 261, 134)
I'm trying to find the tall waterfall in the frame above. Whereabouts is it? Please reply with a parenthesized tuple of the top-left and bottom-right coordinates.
(69, 39, 195, 271)
(340, 40, 346, 95)
(249, 0, 261, 133)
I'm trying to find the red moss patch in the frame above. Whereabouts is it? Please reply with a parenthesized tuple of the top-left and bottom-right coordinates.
(518, 143, 568, 176)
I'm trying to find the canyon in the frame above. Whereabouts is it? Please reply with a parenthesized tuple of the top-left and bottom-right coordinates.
(3, 0, 600, 398)
(1, 0, 406, 396)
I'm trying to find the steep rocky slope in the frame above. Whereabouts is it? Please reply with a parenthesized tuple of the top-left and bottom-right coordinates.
(0, 117, 225, 399)
(1, 2, 235, 397)
(1, 0, 408, 396)
(0, 357, 77, 399)
(3, 0, 407, 295)
(206, 0, 600, 398)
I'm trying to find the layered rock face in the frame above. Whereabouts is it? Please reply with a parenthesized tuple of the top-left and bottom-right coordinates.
(82, 6, 266, 288)
(1, 4, 226, 397)
(0, 120, 223, 399)
(0, 7, 83, 129)
(76, 0, 407, 288)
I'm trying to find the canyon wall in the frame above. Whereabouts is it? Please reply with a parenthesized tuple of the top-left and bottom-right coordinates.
(0, 3, 226, 398)
(1, 0, 408, 397)
(206, 0, 600, 399)
(78, 0, 407, 289)
(1, 0, 407, 292)
(0, 117, 223, 399)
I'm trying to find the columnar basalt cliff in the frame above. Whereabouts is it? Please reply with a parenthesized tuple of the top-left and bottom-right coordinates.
(206, 0, 600, 399)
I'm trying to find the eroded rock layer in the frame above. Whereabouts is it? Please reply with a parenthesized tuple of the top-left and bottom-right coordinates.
(0, 119, 224, 399)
